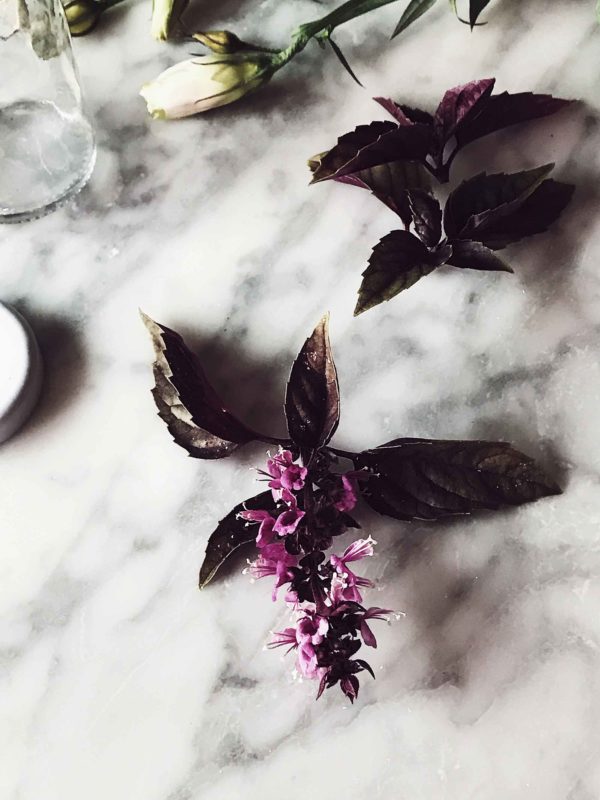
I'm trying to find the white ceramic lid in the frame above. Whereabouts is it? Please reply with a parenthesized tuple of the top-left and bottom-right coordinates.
(0, 303, 43, 444)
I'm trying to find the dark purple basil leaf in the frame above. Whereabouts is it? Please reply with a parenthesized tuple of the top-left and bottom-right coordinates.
(446, 240, 513, 272)
(198, 491, 275, 588)
(457, 91, 575, 149)
(285, 314, 340, 457)
(355, 231, 451, 315)
(407, 189, 442, 247)
(355, 658, 376, 679)
(444, 164, 554, 240)
(308, 121, 432, 183)
(392, 0, 439, 38)
(360, 620, 377, 648)
(476, 180, 575, 249)
(337, 161, 432, 225)
(141, 312, 264, 459)
(353, 438, 561, 521)
(431, 78, 495, 168)
(373, 97, 433, 126)
(469, 0, 493, 27)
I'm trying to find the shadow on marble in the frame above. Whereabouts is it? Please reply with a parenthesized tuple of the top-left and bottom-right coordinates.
(173, 324, 292, 440)
(8, 304, 87, 437)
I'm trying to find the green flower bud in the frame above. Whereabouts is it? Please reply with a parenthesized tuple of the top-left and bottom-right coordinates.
(192, 30, 253, 54)
(63, 0, 103, 36)
(140, 52, 276, 120)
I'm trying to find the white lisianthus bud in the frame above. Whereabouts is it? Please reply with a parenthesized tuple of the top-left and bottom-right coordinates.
(140, 53, 274, 119)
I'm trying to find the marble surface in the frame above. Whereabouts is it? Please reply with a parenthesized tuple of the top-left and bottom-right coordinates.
(2, 1, 600, 798)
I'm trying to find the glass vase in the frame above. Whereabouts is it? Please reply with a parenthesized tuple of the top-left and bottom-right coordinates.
(0, 0, 96, 222)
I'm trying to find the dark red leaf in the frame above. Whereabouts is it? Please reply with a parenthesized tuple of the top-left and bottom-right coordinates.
(431, 78, 495, 167)
(407, 189, 442, 247)
(199, 491, 275, 588)
(476, 180, 575, 249)
(337, 161, 432, 225)
(308, 121, 432, 183)
(373, 96, 432, 126)
(457, 91, 575, 149)
(444, 164, 554, 240)
(353, 438, 561, 521)
(355, 231, 451, 315)
(141, 312, 264, 459)
(285, 314, 340, 458)
(446, 240, 513, 272)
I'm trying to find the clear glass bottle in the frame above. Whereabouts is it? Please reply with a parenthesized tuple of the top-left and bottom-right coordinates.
(0, 0, 95, 222)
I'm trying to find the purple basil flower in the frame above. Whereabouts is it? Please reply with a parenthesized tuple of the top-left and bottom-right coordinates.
(333, 473, 359, 512)
(248, 542, 297, 600)
(239, 508, 276, 548)
(267, 449, 308, 497)
(267, 628, 297, 651)
(273, 489, 306, 535)
(296, 608, 329, 646)
(329, 536, 376, 603)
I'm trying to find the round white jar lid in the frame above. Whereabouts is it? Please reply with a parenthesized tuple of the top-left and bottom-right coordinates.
(0, 303, 43, 444)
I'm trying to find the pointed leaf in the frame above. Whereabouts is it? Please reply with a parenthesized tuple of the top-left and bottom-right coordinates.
(457, 91, 575, 148)
(309, 121, 432, 183)
(355, 231, 451, 315)
(469, 0, 492, 26)
(285, 315, 340, 456)
(477, 179, 574, 249)
(337, 161, 432, 225)
(141, 312, 263, 459)
(199, 491, 275, 588)
(328, 36, 363, 86)
(392, 0, 438, 38)
(407, 189, 442, 247)
(353, 438, 561, 521)
(374, 97, 433, 126)
(432, 78, 495, 169)
(446, 240, 513, 272)
(444, 164, 554, 240)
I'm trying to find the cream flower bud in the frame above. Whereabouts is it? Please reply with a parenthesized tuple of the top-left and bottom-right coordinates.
(140, 53, 273, 120)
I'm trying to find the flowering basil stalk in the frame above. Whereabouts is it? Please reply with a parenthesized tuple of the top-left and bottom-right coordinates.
(140, 52, 276, 119)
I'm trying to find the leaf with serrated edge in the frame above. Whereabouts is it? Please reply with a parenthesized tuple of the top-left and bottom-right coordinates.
(392, 0, 439, 38)
(355, 231, 451, 315)
(407, 189, 442, 247)
(338, 161, 432, 225)
(199, 491, 275, 588)
(446, 240, 513, 272)
(353, 438, 561, 521)
(309, 121, 431, 183)
(457, 92, 575, 149)
(476, 180, 574, 249)
(285, 314, 340, 458)
(444, 164, 554, 240)
(141, 311, 264, 459)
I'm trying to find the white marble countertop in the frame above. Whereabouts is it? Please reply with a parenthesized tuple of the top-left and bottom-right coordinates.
(2, 1, 600, 798)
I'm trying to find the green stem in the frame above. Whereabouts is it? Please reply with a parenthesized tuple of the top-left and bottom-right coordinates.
(273, 0, 403, 68)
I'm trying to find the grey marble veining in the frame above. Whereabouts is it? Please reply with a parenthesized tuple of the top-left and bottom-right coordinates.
(2, 1, 600, 798)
